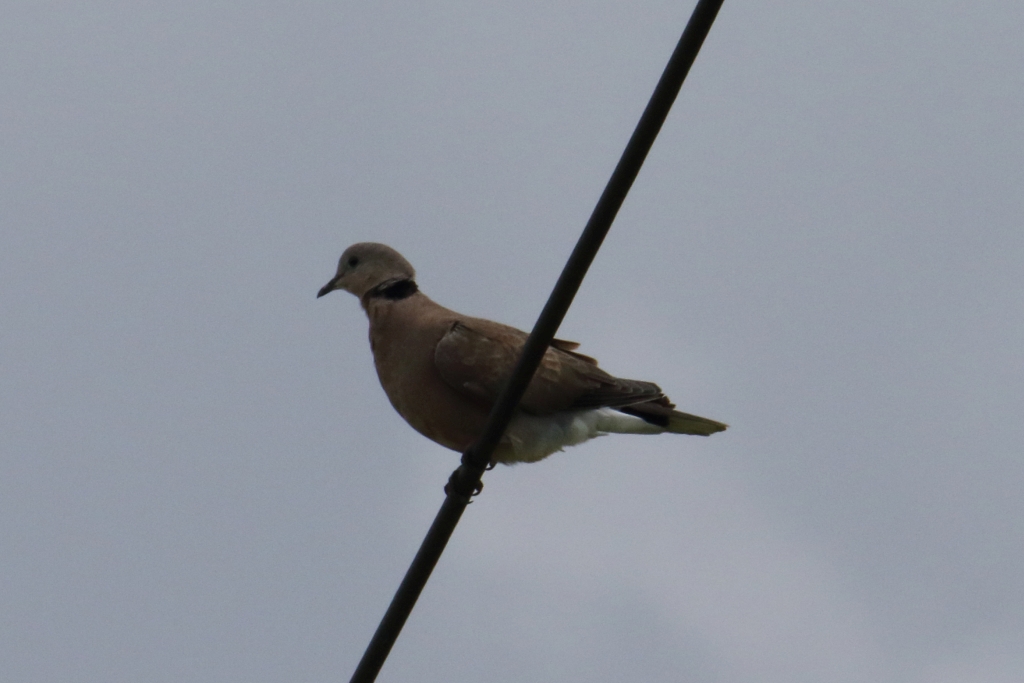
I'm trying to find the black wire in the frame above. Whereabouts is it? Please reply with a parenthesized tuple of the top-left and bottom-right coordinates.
(349, 2, 725, 680)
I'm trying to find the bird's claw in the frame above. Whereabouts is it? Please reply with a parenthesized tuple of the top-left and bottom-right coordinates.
(444, 471, 484, 501)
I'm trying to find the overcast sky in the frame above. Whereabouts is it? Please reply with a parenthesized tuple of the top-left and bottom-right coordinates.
(2, 1, 1022, 681)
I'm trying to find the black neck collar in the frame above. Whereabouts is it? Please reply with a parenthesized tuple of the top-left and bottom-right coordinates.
(366, 278, 419, 301)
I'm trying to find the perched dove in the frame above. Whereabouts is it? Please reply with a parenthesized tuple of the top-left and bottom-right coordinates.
(317, 243, 727, 464)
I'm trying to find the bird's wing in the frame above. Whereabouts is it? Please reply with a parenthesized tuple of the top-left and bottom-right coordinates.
(433, 319, 664, 414)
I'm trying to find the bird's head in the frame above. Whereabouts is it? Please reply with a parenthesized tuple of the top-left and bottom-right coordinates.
(317, 242, 417, 300)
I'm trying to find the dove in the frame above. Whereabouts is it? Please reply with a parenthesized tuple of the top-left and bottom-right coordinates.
(317, 243, 726, 464)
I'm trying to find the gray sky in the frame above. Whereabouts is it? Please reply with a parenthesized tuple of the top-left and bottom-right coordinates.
(2, 1, 1022, 681)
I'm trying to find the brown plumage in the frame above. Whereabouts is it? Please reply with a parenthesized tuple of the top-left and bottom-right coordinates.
(318, 243, 726, 464)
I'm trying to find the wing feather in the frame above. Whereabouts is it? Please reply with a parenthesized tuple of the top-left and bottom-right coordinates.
(433, 319, 663, 414)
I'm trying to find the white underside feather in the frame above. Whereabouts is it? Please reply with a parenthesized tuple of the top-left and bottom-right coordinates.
(493, 408, 664, 464)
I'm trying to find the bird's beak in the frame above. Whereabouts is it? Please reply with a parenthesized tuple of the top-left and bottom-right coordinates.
(317, 276, 340, 299)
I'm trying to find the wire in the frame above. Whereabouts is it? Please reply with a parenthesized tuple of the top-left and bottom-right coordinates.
(349, 2, 726, 680)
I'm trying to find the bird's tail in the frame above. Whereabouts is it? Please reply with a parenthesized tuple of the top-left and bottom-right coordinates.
(618, 401, 727, 436)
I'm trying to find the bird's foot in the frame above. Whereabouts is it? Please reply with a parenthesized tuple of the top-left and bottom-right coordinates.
(444, 469, 484, 501)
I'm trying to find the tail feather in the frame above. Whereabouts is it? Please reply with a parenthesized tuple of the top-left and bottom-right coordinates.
(666, 410, 728, 436)
(618, 402, 727, 436)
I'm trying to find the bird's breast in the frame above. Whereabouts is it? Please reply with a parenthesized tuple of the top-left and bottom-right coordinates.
(366, 300, 489, 452)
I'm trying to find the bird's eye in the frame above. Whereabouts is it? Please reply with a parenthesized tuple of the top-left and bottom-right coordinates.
(347, 256, 360, 268)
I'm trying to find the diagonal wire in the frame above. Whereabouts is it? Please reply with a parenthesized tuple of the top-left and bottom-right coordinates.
(349, 2, 725, 681)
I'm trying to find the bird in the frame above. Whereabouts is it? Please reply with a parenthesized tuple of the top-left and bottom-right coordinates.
(317, 243, 726, 465)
